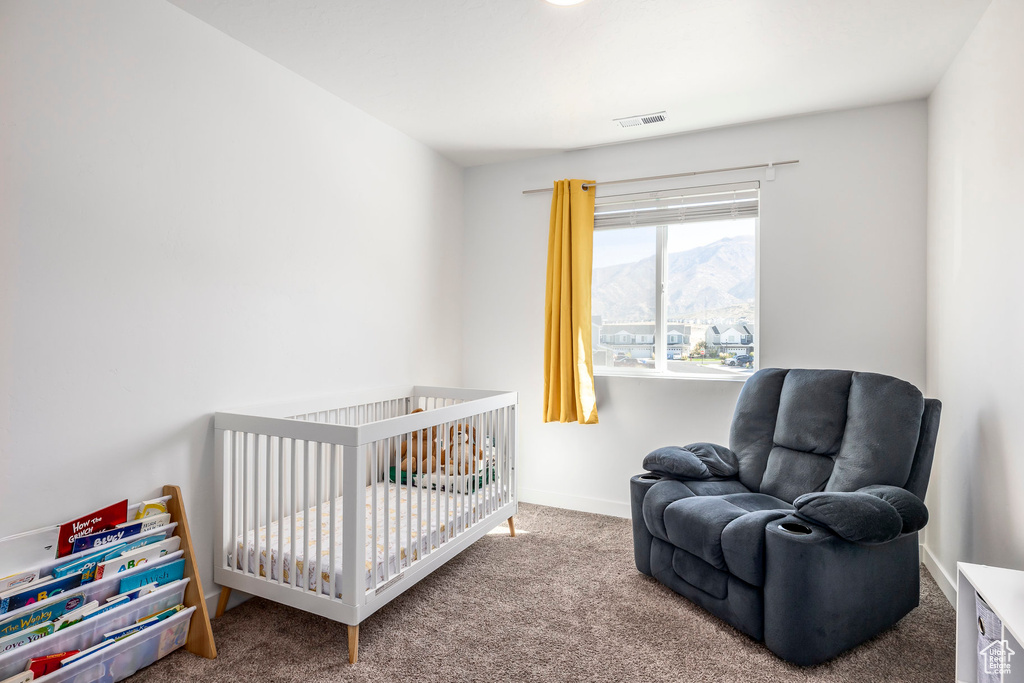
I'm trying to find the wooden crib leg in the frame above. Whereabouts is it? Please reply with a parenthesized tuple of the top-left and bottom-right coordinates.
(347, 624, 359, 664)
(507, 516, 516, 537)
(215, 587, 232, 619)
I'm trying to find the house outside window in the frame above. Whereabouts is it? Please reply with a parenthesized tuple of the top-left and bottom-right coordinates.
(591, 182, 758, 378)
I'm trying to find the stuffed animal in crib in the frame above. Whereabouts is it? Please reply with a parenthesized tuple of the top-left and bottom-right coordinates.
(399, 408, 439, 473)
(445, 422, 482, 474)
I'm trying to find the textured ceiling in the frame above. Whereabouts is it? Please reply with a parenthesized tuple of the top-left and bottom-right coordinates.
(168, 0, 991, 167)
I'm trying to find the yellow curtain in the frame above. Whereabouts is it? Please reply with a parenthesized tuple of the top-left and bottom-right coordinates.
(543, 179, 598, 424)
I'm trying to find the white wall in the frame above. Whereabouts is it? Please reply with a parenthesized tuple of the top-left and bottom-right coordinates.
(0, 0, 463, 602)
(924, 0, 1024, 602)
(463, 102, 928, 517)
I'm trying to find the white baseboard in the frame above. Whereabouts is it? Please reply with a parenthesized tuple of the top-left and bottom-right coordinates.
(922, 542, 956, 606)
(519, 487, 630, 518)
(203, 586, 250, 617)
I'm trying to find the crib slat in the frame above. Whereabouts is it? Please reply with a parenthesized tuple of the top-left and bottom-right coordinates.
(406, 428, 412, 571)
(445, 419, 452, 543)
(290, 438, 297, 589)
(276, 437, 284, 585)
(242, 432, 250, 576)
(383, 434, 391, 583)
(416, 423, 423, 564)
(303, 440, 310, 591)
(460, 416, 467, 534)
(371, 436, 378, 590)
(329, 444, 338, 601)
(397, 434, 404, 571)
(266, 434, 273, 581)
(315, 442, 324, 597)
(230, 431, 238, 573)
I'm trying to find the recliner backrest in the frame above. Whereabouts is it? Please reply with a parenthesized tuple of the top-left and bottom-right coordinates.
(729, 368, 929, 504)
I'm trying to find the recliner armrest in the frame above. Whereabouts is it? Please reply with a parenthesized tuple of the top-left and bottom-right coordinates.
(792, 485, 928, 544)
(643, 443, 739, 480)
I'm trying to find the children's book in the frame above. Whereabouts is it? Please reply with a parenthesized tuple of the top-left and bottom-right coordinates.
(117, 559, 184, 594)
(25, 651, 79, 678)
(0, 671, 34, 683)
(70, 524, 142, 555)
(0, 622, 53, 655)
(56, 500, 128, 558)
(0, 573, 83, 615)
(59, 639, 116, 667)
(0, 576, 54, 601)
(0, 572, 38, 594)
(106, 532, 166, 560)
(0, 528, 59, 578)
(52, 601, 98, 631)
(103, 616, 157, 642)
(134, 499, 168, 520)
(94, 537, 181, 580)
(137, 604, 183, 624)
(114, 583, 159, 603)
(116, 513, 170, 535)
(0, 593, 86, 638)
(80, 595, 129, 622)
(52, 548, 110, 582)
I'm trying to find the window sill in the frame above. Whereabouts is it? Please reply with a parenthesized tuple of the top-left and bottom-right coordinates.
(594, 367, 753, 382)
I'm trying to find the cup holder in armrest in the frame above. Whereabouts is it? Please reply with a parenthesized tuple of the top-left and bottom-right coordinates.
(639, 474, 662, 481)
(779, 522, 813, 535)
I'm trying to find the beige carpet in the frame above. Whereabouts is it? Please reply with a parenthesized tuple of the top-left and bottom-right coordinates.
(134, 503, 954, 682)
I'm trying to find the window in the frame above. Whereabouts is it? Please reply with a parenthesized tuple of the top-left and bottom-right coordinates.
(591, 181, 758, 378)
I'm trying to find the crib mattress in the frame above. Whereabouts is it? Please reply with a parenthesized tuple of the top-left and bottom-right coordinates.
(235, 482, 501, 595)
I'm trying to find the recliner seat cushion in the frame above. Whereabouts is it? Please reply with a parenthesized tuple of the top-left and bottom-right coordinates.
(661, 493, 792, 586)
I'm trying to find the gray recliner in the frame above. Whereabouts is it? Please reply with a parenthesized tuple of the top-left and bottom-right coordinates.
(630, 368, 941, 665)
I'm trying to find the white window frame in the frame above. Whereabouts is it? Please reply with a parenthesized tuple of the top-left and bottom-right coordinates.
(592, 181, 759, 381)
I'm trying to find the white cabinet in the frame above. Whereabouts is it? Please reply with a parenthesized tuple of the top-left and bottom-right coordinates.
(957, 563, 1024, 683)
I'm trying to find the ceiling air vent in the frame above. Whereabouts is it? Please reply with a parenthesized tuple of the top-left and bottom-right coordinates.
(614, 111, 668, 128)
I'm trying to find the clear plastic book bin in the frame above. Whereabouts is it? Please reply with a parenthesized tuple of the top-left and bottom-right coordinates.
(0, 579, 193, 683)
(38, 607, 194, 683)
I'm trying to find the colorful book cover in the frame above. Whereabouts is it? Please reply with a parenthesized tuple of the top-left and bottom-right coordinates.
(103, 616, 157, 642)
(70, 523, 143, 555)
(80, 595, 129, 622)
(117, 559, 184, 594)
(52, 601, 97, 631)
(0, 572, 38, 593)
(137, 604, 183, 624)
(57, 500, 128, 558)
(53, 548, 110, 583)
(0, 622, 53, 655)
(0, 592, 86, 638)
(0, 573, 83, 615)
(26, 651, 79, 677)
(106, 532, 166, 560)
(133, 499, 168, 520)
(94, 537, 181, 580)
(117, 513, 170, 534)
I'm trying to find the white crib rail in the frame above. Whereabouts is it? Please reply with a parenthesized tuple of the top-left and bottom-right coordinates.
(214, 388, 517, 625)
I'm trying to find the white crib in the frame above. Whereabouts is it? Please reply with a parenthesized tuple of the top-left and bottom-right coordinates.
(213, 386, 518, 663)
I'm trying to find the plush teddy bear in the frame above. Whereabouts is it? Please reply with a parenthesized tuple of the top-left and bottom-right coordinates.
(399, 408, 439, 473)
(444, 422, 482, 474)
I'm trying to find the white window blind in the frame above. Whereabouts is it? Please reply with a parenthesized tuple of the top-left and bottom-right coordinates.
(594, 180, 759, 230)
